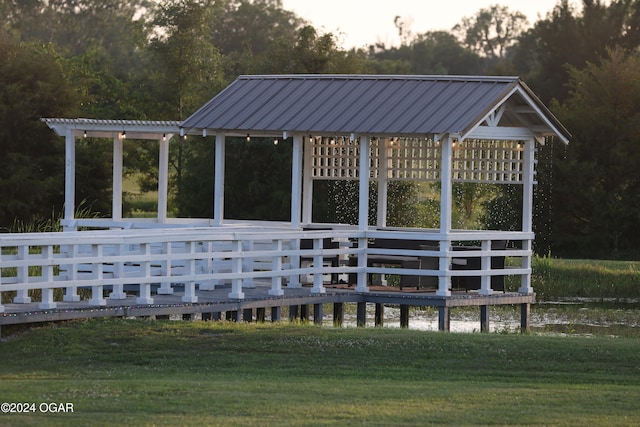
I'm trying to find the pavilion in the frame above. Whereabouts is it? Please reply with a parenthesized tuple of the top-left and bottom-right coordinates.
(0, 75, 570, 329)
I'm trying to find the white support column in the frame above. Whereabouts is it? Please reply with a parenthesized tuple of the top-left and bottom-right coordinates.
(137, 243, 154, 304)
(213, 133, 225, 226)
(158, 135, 169, 223)
(519, 138, 535, 294)
(439, 135, 453, 234)
(437, 135, 453, 297)
(356, 135, 371, 293)
(377, 137, 389, 227)
(358, 135, 370, 231)
(302, 136, 314, 225)
(64, 128, 76, 231)
(291, 134, 303, 228)
(112, 134, 123, 222)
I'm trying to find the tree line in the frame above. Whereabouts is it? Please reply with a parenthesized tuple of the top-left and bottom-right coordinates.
(1, 0, 639, 259)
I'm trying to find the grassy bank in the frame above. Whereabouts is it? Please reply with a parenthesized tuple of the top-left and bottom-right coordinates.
(1, 319, 640, 426)
(531, 257, 640, 301)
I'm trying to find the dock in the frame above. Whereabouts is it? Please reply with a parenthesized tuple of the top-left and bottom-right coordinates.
(0, 282, 534, 335)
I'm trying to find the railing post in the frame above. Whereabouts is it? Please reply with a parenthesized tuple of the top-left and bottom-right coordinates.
(228, 240, 245, 299)
(288, 238, 301, 288)
(109, 244, 126, 300)
(478, 240, 493, 295)
(182, 241, 198, 303)
(519, 239, 534, 294)
(39, 245, 56, 309)
(14, 246, 31, 304)
(242, 240, 255, 289)
(63, 244, 80, 302)
(269, 240, 284, 296)
(157, 242, 174, 294)
(355, 237, 369, 292)
(311, 238, 326, 294)
(436, 240, 451, 296)
(89, 244, 106, 306)
(137, 243, 153, 304)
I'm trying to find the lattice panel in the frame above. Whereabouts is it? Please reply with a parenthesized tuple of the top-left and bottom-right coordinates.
(310, 136, 361, 179)
(309, 136, 531, 184)
(386, 138, 440, 181)
(452, 139, 525, 183)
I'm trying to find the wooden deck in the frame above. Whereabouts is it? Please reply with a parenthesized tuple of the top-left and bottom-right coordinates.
(0, 281, 535, 333)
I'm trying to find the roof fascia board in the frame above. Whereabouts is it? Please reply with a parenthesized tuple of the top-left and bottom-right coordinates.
(461, 84, 570, 144)
(511, 86, 570, 144)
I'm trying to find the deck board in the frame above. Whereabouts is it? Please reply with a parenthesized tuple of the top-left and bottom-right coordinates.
(0, 282, 534, 326)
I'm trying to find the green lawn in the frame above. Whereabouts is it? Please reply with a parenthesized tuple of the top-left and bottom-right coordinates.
(1, 319, 640, 426)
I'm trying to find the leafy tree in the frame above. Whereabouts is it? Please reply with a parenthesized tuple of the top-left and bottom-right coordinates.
(0, 36, 78, 226)
(513, 0, 640, 104)
(453, 4, 528, 59)
(553, 47, 640, 258)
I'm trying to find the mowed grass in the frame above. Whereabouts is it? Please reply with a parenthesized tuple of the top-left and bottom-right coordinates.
(1, 319, 640, 426)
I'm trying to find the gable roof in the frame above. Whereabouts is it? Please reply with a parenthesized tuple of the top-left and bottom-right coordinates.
(181, 74, 570, 143)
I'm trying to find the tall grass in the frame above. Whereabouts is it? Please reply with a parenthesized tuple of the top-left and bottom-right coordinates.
(532, 255, 640, 301)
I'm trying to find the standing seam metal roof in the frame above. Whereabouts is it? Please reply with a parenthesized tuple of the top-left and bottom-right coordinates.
(181, 75, 570, 141)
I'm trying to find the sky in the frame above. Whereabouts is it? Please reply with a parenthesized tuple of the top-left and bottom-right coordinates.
(281, 0, 566, 49)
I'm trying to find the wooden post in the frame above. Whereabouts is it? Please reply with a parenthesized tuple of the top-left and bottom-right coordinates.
(521, 303, 530, 332)
(400, 305, 410, 328)
(300, 304, 309, 322)
(480, 305, 490, 332)
(333, 302, 344, 327)
(375, 303, 384, 327)
(313, 304, 323, 325)
(438, 306, 450, 332)
(289, 305, 299, 321)
(271, 306, 281, 322)
(357, 302, 367, 327)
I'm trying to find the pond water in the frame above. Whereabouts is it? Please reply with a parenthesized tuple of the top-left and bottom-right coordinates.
(333, 302, 640, 337)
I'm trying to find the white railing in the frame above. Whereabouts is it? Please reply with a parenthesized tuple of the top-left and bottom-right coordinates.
(0, 226, 533, 313)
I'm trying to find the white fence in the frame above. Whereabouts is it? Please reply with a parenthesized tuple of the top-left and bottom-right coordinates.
(0, 226, 533, 312)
